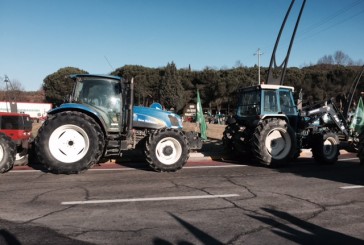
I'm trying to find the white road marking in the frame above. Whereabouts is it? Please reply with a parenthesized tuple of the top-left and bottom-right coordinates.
(89, 168, 138, 171)
(7, 170, 41, 173)
(9, 164, 248, 173)
(340, 185, 364, 189)
(90, 165, 248, 171)
(61, 194, 240, 205)
(338, 158, 359, 161)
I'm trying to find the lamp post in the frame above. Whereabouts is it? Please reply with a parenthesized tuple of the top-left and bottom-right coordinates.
(254, 48, 263, 84)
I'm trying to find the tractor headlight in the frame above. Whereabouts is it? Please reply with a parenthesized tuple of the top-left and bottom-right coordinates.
(168, 114, 182, 127)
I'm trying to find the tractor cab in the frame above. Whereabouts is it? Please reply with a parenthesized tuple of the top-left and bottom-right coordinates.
(69, 74, 124, 131)
(235, 84, 299, 129)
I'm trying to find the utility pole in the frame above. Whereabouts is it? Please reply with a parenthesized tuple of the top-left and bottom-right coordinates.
(3, 75, 17, 112)
(254, 48, 263, 84)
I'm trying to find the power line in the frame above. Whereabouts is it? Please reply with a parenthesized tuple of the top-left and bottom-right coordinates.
(297, 8, 364, 43)
(297, 0, 364, 42)
(299, 0, 363, 36)
(238, 1, 364, 67)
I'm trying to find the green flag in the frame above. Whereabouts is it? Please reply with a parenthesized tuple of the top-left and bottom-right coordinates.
(196, 90, 207, 140)
(350, 97, 364, 134)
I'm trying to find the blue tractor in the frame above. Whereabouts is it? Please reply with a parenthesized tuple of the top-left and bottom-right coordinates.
(35, 74, 201, 174)
(223, 0, 357, 167)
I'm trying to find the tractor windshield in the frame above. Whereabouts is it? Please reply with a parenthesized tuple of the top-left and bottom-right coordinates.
(279, 89, 296, 115)
(261, 88, 297, 115)
(236, 90, 261, 117)
(0, 114, 32, 131)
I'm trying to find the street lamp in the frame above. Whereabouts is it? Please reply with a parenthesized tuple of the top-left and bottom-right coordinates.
(254, 48, 263, 85)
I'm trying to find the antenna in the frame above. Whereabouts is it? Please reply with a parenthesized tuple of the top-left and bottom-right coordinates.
(104, 56, 114, 70)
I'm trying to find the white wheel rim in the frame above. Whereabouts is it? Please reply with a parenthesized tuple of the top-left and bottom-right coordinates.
(155, 137, 182, 165)
(49, 124, 90, 163)
(15, 153, 25, 161)
(323, 137, 337, 159)
(265, 128, 291, 160)
(0, 144, 4, 162)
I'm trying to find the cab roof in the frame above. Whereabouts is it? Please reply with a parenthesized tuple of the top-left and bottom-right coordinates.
(70, 74, 121, 80)
(240, 84, 295, 92)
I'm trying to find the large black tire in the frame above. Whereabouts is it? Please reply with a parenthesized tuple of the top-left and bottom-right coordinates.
(357, 131, 364, 165)
(0, 133, 16, 173)
(222, 124, 238, 153)
(252, 118, 296, 166)
(311, 132, 340, 164)
(145, 128, 189, 172)
(223, 124, 250, 156)
(35, 111, 105, 174)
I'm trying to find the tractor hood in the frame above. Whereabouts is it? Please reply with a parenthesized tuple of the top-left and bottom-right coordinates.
(133, 106, 182, 129)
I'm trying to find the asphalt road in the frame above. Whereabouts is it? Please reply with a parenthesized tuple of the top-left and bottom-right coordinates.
(0, 154, 363, 245)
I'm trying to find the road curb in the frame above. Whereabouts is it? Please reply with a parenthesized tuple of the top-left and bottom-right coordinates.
(189, 149, 353, 160)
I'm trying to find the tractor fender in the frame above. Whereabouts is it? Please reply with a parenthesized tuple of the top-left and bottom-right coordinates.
(260, 114, 289, 123)
(47, 103, 108, 134)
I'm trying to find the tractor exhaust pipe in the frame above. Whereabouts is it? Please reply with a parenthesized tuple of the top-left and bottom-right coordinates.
(127, 77, 134, 137)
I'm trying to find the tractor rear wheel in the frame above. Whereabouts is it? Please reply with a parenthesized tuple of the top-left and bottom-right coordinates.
(312, 132, 339, 164)
(252, 118, 295, 166)
(35, 111, 105, 174)
(0, 133, 16, 173)
(145, 128, 189, 172)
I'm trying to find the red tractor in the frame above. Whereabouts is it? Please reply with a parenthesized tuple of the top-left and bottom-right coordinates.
(0, 112, 32, 173)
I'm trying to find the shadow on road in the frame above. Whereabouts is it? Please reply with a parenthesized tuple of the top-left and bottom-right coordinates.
(152, 213, 224, 245)
(274, 157, 364, 186)
(247, 207, 364, 245)
(0, 219, 92, 245)
(0, 229, 21, 245)
(201, 139, 364, 186)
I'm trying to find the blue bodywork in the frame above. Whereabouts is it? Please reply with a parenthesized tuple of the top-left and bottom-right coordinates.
(47, 74, 202, 151)
(133, 106, 182, 129)
(48, 103, 183, 132)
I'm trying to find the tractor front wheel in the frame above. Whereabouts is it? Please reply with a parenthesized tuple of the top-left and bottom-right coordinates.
(145, 128, 189, 172)
(312, 132, 339, 164)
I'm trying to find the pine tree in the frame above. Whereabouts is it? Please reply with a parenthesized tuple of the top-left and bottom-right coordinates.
(159, 62, 185, 112)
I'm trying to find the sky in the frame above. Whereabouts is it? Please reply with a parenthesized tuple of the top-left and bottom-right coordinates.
(0, 0, 363, 91)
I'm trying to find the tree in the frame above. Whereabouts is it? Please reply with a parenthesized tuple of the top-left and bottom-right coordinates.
(112, 65, 159, 106)
(317, 51, 353, 66)
(0, 77, 27, 101)
(317, 55, 334, 65)
(334, 51, 351, 65)
(158, 62, 185, 112)
(43, 67, 88, 106)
